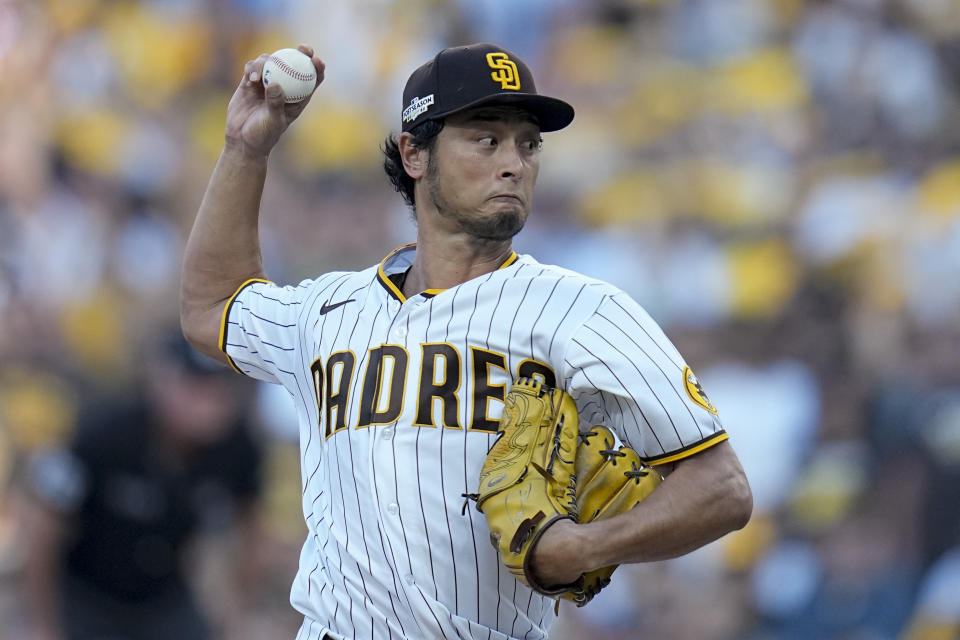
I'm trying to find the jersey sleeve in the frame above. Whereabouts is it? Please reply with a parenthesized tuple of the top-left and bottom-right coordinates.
(220, 278, 313, 384)
(561, 291, 727, 465)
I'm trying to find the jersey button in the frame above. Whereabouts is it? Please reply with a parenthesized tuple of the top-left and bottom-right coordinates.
(404, 573, 415, 585)
(381, 427, 394, 440)
(387, 502, 399, 515)
(394, 327, 407, 338)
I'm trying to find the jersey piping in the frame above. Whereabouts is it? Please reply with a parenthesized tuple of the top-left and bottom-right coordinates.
(644, 431, 728, 466)
(219, 277, 272, 374)
(376, 244, 519, 303)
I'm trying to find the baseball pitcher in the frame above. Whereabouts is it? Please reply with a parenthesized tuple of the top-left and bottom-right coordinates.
(181, 42, 752, 640)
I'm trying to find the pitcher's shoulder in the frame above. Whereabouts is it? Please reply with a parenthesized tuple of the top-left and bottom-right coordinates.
(510, 254, 622, 295)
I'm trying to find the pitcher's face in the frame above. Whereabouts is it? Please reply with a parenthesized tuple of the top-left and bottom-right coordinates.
(423, 106, 542, 241)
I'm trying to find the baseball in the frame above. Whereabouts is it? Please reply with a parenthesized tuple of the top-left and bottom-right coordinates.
(262, 48, 317, 103)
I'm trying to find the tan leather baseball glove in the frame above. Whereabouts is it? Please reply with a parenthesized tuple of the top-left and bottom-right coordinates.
(562, 424, 662, 606)
(474, 377, 580, 595)
(474, 381, 663, 607)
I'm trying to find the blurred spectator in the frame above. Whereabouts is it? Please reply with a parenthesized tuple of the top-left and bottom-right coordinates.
(15, 331, 265, 640)
(904, 547, 960, 639)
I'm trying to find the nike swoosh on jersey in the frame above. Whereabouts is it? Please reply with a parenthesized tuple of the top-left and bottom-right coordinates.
(320, 298, 356, 315)
(319, 298, 356, 315)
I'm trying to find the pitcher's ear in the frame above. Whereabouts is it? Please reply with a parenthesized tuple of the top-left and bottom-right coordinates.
(399, 132, 428, 179)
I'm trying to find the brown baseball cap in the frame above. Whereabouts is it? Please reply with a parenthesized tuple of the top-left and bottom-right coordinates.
(401, 43, 575, 133)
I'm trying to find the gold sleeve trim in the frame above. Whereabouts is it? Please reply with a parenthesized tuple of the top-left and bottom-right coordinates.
(646, 432, 729, 466)
(219, 278, 272, 375)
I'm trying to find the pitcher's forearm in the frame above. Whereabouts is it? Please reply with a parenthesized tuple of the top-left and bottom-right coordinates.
(586, 441, 751, 567)
(181, 146, 269, 352)
(530, 441, 752, 586)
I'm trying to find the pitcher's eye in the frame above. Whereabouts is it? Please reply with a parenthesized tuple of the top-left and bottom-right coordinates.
(522, 138, 543, 152)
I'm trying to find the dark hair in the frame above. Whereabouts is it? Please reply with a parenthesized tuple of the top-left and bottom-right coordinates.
(382, 119, 445, 209)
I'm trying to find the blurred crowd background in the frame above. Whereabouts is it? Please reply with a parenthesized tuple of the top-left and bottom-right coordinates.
(1, 0, 959, 638)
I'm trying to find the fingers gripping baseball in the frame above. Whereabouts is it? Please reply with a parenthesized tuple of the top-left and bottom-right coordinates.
(225, 45, 325, 158)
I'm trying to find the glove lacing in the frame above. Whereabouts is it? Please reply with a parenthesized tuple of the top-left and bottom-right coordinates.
(624, 461, 651, 484)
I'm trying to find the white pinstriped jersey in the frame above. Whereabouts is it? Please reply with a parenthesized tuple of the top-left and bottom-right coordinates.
(220, 244, 727, 640)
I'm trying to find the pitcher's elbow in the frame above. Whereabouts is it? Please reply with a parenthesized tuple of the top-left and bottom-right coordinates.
(179, 298, 202, 345)
(729, 470, 753, 530)
(179, 311, 202, 350)
(178, 302, 223, 362)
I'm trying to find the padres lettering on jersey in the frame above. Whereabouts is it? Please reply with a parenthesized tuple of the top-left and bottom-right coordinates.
(221, 244, 727, 640)
(311, 344, 556, 438)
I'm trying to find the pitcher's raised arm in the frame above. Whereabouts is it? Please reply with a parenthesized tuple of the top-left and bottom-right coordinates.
(180, 45, 325, 361)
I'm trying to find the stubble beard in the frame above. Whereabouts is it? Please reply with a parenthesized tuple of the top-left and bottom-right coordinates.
(425, 157, 527, 242)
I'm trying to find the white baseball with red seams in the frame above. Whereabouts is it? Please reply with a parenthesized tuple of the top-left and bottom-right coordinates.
(262, 48, 317, 103)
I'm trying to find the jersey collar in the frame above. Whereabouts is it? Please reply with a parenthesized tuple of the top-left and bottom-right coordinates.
(376, 243, 519, 303)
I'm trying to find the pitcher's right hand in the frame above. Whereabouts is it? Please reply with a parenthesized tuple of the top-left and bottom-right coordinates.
(225, 44, 325, 159)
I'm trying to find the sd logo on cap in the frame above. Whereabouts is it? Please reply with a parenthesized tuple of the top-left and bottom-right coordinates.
(400, 43, 574, 133)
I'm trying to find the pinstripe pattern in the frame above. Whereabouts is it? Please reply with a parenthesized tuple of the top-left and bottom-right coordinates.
(221, 245, 726, 640)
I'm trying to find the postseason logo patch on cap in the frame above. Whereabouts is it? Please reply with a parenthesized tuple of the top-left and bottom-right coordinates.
(403, 94, 435, 124)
